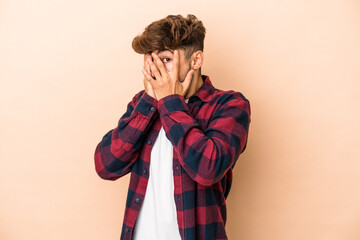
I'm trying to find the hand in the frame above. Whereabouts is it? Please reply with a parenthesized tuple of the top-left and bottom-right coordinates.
(143, 54, 157, 100)
(141, 50, 194, 100)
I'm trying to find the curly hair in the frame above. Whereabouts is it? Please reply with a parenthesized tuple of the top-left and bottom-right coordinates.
(132, 14, 206, 61)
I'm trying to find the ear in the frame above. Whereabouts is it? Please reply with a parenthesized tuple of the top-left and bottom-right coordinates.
(190, 50, 204, 70)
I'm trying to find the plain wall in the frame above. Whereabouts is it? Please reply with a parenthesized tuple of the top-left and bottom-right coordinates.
(1, 0, 359, 239)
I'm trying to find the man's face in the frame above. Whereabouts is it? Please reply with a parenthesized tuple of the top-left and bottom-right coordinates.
(149, 48, 192, 83)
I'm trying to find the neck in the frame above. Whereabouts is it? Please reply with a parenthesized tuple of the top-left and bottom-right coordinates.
(184, 73, 203, 100)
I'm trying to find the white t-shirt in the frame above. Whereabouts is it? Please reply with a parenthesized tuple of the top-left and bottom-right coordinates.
(133, 98, 189, 240)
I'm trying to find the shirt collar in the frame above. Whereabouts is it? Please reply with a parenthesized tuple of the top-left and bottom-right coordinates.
(188, 74, 216, 103)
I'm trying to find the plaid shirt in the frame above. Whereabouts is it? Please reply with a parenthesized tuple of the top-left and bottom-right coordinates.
(94, 75, 251, 240)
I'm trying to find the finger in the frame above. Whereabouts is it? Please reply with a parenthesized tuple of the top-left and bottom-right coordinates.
(173, 49, 180, 78)
(144, 54, 151, 71)
(142, 67, 155, 85)
(146, 56, 151, 73)
(182, 69, 194, 90)
(151, 52, 167, 77)
(147, 57, 162, 81)
(143, 54, 148, 69)
(145, 59, 153, 79)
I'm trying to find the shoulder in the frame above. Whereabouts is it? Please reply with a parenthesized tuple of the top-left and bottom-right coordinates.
(209, 88, 251, 125)
(211, 88, 250, 109)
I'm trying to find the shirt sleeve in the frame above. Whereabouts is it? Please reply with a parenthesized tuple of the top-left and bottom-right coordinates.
(157, 92, 251, 186)
(94, 90, 159, 180)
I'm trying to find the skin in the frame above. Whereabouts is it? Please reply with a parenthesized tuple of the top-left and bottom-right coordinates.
(142, 48, 204, 101)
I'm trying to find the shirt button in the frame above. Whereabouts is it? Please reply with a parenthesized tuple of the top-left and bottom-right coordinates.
(150, 106, 156, 111)
(147, 140, 151, 144)
(125, 227, 129, 232)
(176, 166, 179, 170)
(143, 169, 147, 174)
(135, 197, 140, 203)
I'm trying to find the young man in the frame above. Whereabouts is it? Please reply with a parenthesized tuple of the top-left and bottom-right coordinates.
(94, 14, 251, 240)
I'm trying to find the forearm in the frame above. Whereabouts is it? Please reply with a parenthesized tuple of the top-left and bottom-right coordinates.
(94, 91, 159, 180)
(157, 93, 251, 186)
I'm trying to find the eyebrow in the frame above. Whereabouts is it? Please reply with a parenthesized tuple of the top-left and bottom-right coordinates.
(156, 48, 174, 55)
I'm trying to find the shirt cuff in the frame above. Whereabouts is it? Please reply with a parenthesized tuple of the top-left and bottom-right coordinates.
(134, 91, 159, 117)
(157, 94, 191, 118)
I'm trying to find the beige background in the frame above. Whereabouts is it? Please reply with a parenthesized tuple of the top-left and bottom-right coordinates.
(1, 0, 360, 239)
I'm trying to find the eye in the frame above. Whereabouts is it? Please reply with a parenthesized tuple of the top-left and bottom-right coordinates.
(162, 57, 171, 63)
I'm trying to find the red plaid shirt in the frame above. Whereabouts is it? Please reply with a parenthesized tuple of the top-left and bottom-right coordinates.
(94, 75, 251, 240)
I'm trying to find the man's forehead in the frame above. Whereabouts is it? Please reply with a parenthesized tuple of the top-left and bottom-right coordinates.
(155, 48, 174, 55)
